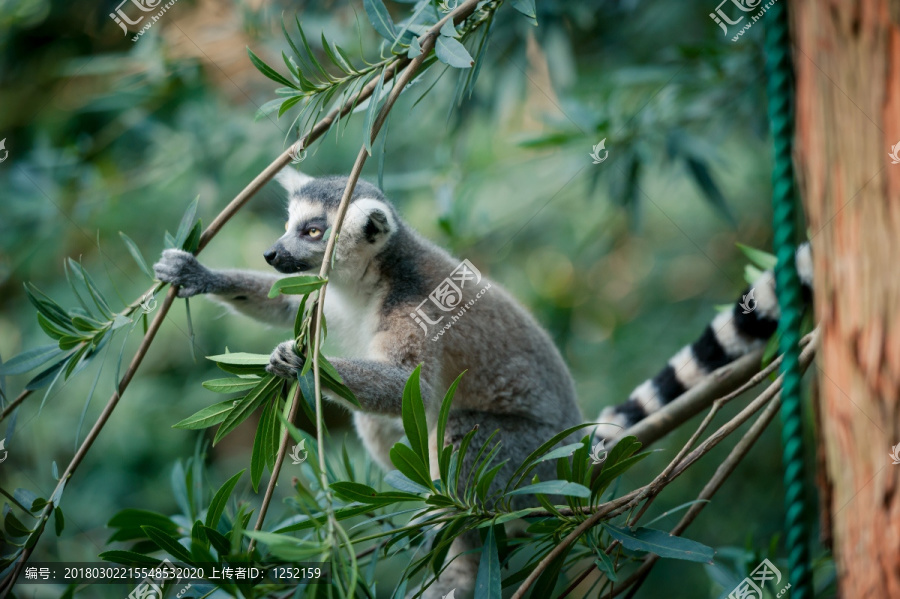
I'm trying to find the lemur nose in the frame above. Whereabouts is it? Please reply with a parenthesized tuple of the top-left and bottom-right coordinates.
(263, 249, 278, 265)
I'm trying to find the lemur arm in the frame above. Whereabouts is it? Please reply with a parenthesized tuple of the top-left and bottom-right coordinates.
(153, 249, 299, 328)
(267, 340, 435, 414)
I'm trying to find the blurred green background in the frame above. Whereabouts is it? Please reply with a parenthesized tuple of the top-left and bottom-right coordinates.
(0, 0, 830, 596)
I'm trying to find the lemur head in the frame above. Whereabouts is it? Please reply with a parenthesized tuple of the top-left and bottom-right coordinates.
(266, 168, 399, 276)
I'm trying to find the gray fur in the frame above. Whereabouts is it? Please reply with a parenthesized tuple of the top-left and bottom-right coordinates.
(154, 170, 582, 598)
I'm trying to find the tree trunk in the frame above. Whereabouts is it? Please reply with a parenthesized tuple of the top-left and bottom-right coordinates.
(792, 1, 900, 596)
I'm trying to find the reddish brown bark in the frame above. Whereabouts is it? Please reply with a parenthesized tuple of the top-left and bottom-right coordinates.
(793, 1, 900, 596)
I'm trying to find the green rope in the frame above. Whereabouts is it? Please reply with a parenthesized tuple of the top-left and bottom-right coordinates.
(764, 2, 813, 597)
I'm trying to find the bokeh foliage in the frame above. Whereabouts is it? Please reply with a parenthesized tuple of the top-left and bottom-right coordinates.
(0, 0, 832, 597)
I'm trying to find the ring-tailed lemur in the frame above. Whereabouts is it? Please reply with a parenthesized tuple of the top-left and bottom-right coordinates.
(153, 169, 812, 597)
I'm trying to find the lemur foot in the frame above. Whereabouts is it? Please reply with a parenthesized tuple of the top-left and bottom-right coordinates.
(267, 340, 305, 379)
(153, 249, 219, 298)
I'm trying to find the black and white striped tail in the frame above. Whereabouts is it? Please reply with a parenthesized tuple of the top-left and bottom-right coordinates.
(593, 243, 813, 442)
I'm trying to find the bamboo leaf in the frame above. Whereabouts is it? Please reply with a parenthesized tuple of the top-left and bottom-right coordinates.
(141, 525, 194, 563)
(119, 232, 154, 279)
(201, 377, 262, 394)
(205, 470, 245, 529)
(603, 524, 715, 563)
(172, 400, 236, 430)
(507, 480, 591, 498)
(247, 48, 298, 89)
(214, 375, 281, 444)
(268, 275, 327, 298)
(474, 526, 501, 598)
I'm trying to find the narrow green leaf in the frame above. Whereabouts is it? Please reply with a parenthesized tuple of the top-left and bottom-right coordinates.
(205, 470, 245, 529)
(331, 482, 423, 506)
(141, 525, 194, 563)
(119, 232, 154, 279)
(267, 275, 327, 298)
(474, 526, 501, 598)
(401, 365, 430, 468)
(98, 551, 161, 566)
(736, 242, 777, 271)
(0, 345, 64, 376)
(363, 0, 397, 40)
(53, 507, 65, 536)
(388, 443, 434, 490)
(603, 524, 715, 563)
(202, 377, 262, 394)
(214, 375, 280, 444)
(510, 0, 537, 19)
(248, 47, 299, 89)
(172, 400, 236, 430)
(507, 480, 591, 498)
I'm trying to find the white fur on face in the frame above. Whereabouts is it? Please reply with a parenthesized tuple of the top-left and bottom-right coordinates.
(287, 199, 327, 230)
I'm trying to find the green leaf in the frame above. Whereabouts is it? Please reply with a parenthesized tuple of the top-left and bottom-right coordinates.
(435, 36, 474, 68)
(318, 355, 359, 407)
(173, 196, 200, 249)
(251, 400, 275, 492)
(363, 67, 387, 156)
(507, 480, 591, 498)
(594, 549, 618, 582)
(736, 242, 777, 271)
(247, 47, 298, 89)
(119, 232, 153, 279)
(243, 531, 325, 561)
(509, 0, 537, 19)
(205, 470, 245, 529)
(0, 345, 64, 376)
(53, 507, 65, 536)
(267, 275, 327, 298)
(363, 0, 397, 41)
(214, 375, 281, 444)
(202, 377, 262, 394)
(389, 443, 434, 491)
(436, 372, 464, 473)
(172, 400, 236, 430)
(107, 509, 178, 537)
(506, 423, 596, 492)
(5, 512, 33, 537)
(474, 526, 501, 598)
(401, 365, 430, 469)
(603, 524, 715, 563)
(141, 525, 194, 563)
(206, 352, 270, 375)
(535, 442, 585, 464)
(331, 482, 423, 505)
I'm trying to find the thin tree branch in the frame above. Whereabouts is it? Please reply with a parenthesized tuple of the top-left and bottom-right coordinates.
(245, 0, 487, 562)
(0, 389, 32, 423)
(512, 333, 819, 598)
(0, 11, 476, 589)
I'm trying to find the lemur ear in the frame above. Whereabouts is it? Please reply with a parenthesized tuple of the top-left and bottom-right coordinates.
(364, 207, 391, 243)
(275, 168, 313, 196)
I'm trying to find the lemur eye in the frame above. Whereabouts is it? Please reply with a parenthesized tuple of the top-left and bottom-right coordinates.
(307, 227, 323, 239)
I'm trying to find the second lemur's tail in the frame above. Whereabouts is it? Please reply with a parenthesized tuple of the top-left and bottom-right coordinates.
(593, 243, 813, 442)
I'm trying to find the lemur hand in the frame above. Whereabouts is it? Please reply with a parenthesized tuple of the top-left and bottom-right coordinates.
(267, 340, 305, 379)
(154, 249, 221, 298)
